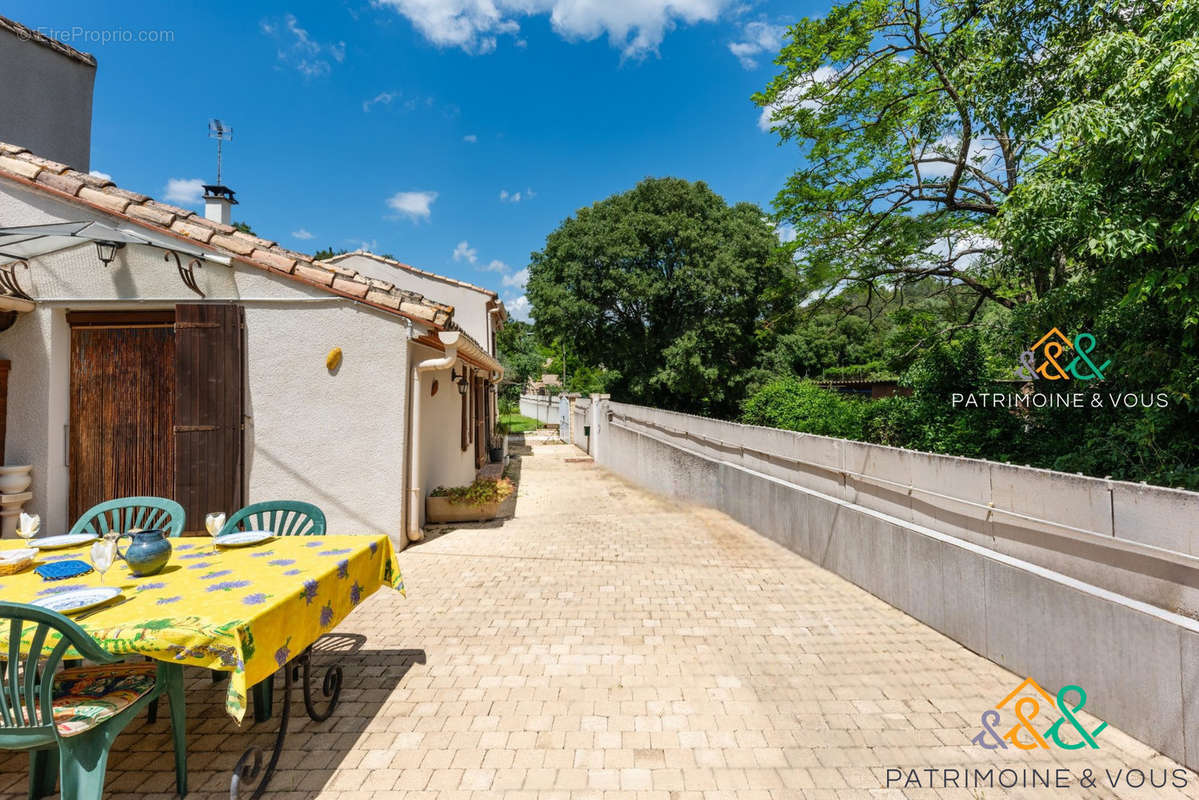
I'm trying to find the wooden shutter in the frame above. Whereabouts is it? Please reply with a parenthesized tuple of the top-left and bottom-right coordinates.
(474, 377, 486, 467)
(173, 304, 244, 530)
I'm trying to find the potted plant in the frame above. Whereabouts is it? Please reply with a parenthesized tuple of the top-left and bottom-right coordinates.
(489, 425, 506, 463)
(426, 477, 515, 523)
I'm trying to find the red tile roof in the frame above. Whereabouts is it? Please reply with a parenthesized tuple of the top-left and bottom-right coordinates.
(0, 142, 454, 327)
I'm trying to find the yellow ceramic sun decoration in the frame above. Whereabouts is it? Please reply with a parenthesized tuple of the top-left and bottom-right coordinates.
(0, 534, 404, 722)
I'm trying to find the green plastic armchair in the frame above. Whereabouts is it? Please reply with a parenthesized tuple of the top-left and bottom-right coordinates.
(0, 602, 187, 799)
(214, 500, 325, 720)
(69, 497, 186, 538)
(217, 500, 326, 538)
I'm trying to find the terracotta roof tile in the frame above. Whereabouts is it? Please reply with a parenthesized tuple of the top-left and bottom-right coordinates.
(208, 232, 255, 256)
(23, 154, 69, 174)
(107, 186, 150, 204)
(170, 217, 215, 243)
(0, 155, 41, 180)
(332, 275, 369, 299)
(231, 230, 276, 250)
(35, 170, 84, 196)
(323, 249, 500, 299)
(146, 200, 195, 219)
(251, 248, 296, 274)
(0, 140, 457, 329)
(293, 262, 335, 286)
(126, 203, 176, 227)
(78, 171, 114, 189)
(78, 186, 130, 214)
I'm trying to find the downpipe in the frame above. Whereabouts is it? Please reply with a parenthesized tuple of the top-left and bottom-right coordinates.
(408, 330, 461, 542)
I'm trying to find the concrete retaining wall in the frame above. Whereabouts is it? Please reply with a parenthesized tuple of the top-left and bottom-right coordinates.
(593, 400, 1199, 770)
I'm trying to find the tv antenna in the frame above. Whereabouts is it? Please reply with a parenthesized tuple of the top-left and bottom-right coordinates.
(208, 119, 233, 185)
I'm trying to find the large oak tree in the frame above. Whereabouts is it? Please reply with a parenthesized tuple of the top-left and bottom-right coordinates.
(526, 178, 789, 416)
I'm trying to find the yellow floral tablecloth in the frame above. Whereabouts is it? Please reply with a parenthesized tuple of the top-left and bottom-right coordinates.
(0, 534, 404, 722)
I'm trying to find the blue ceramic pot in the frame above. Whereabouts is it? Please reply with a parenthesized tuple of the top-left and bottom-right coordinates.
(118, 529, 172, 577)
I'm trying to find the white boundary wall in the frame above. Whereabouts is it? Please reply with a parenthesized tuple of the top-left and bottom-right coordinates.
(518, 394, 559, 425)
(593, 400, 1199, 770)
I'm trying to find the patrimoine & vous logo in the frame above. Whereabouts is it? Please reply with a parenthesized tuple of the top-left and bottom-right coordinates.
(951, 327, 1169, 409)
(1014, 327, 1110, 381)
(885, 678, 1191, 791)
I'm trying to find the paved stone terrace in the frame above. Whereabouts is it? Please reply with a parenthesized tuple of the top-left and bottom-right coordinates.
(1, 441, 1195, 799)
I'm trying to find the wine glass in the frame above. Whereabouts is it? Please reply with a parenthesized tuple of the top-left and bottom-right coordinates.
(90, 537, 117, 585)
(206, 512, 226, 552)
(16, 512, 39, 548)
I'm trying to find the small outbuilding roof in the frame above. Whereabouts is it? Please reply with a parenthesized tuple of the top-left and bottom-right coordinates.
(322, 250, 507, 322)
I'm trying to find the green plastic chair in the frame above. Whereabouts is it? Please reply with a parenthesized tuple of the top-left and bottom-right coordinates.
(216, 500, 326, 538)
(214, 501, 325, 721)
(69, 497, 186, 538)
(0, 602, 187, 799)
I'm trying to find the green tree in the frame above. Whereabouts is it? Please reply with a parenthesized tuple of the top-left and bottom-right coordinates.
(527, 178, 790, 416)
(495, 320, 547, 405)
(756, 0, 1160, 317)
(312, 246, 348, 261)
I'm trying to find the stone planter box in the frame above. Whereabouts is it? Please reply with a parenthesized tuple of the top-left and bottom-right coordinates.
(426, 496, 503, 524)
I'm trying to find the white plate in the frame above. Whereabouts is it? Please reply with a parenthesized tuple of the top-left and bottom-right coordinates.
(31, 534, 99, 550)
(0, 547, 37, 564)
(215, 530, 275, 547)
(30, 586, 122, 615)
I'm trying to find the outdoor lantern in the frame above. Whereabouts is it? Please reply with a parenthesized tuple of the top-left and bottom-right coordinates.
(95, 240, 124, 267)
(451, 367, 469, 394)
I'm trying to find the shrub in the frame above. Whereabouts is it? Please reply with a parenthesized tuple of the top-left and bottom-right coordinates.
(740, 378, 866, 438)
(430, 478, 515, 507)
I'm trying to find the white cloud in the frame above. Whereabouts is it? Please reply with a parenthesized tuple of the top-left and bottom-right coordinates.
(373, 0, 732, 59)
(88, 169, 112, 182)
(758, 66, 835, 132)
(482, 259, 508, 272)
(452, 240, 478, 263)
(923, 230, 1001, 270)
(463, 134, 478, 143)
(164, 178, 205, 205)
(292, 228, 315, 240)
(504, 294, 531, 321)
(386, 190, 438, 222)
(728, 21, 785, 69)
(262, 13, 346, 77)
(775, 221, 797, 243)
(914, 135, 1000, 178)
(363, 90, 400, 112)
(499, 189, 522, 203)
(502, 267, 529, 289)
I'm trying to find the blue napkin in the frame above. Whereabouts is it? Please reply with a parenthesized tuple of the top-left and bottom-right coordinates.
(34, 560, 93, 581)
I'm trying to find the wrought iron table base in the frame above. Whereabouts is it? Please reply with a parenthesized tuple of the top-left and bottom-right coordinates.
(230, 645, 343, 800)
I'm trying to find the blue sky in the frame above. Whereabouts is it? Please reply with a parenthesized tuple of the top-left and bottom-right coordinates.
(9, 0, 822, 319)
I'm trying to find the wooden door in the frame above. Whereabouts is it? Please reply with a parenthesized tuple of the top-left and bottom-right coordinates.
(69, 312, 176, 521)
(473, 376, 486, 467)
(173, 304, 244, 531)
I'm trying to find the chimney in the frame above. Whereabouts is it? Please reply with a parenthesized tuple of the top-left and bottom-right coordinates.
(202, 184, 237, 226)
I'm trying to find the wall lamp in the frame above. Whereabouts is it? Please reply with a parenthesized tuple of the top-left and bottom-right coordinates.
(95, 240, 125, 267)
(451, 367, 469, 395)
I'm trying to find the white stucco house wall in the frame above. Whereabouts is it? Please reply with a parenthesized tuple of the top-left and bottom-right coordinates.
(0, 142, 502, 547)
